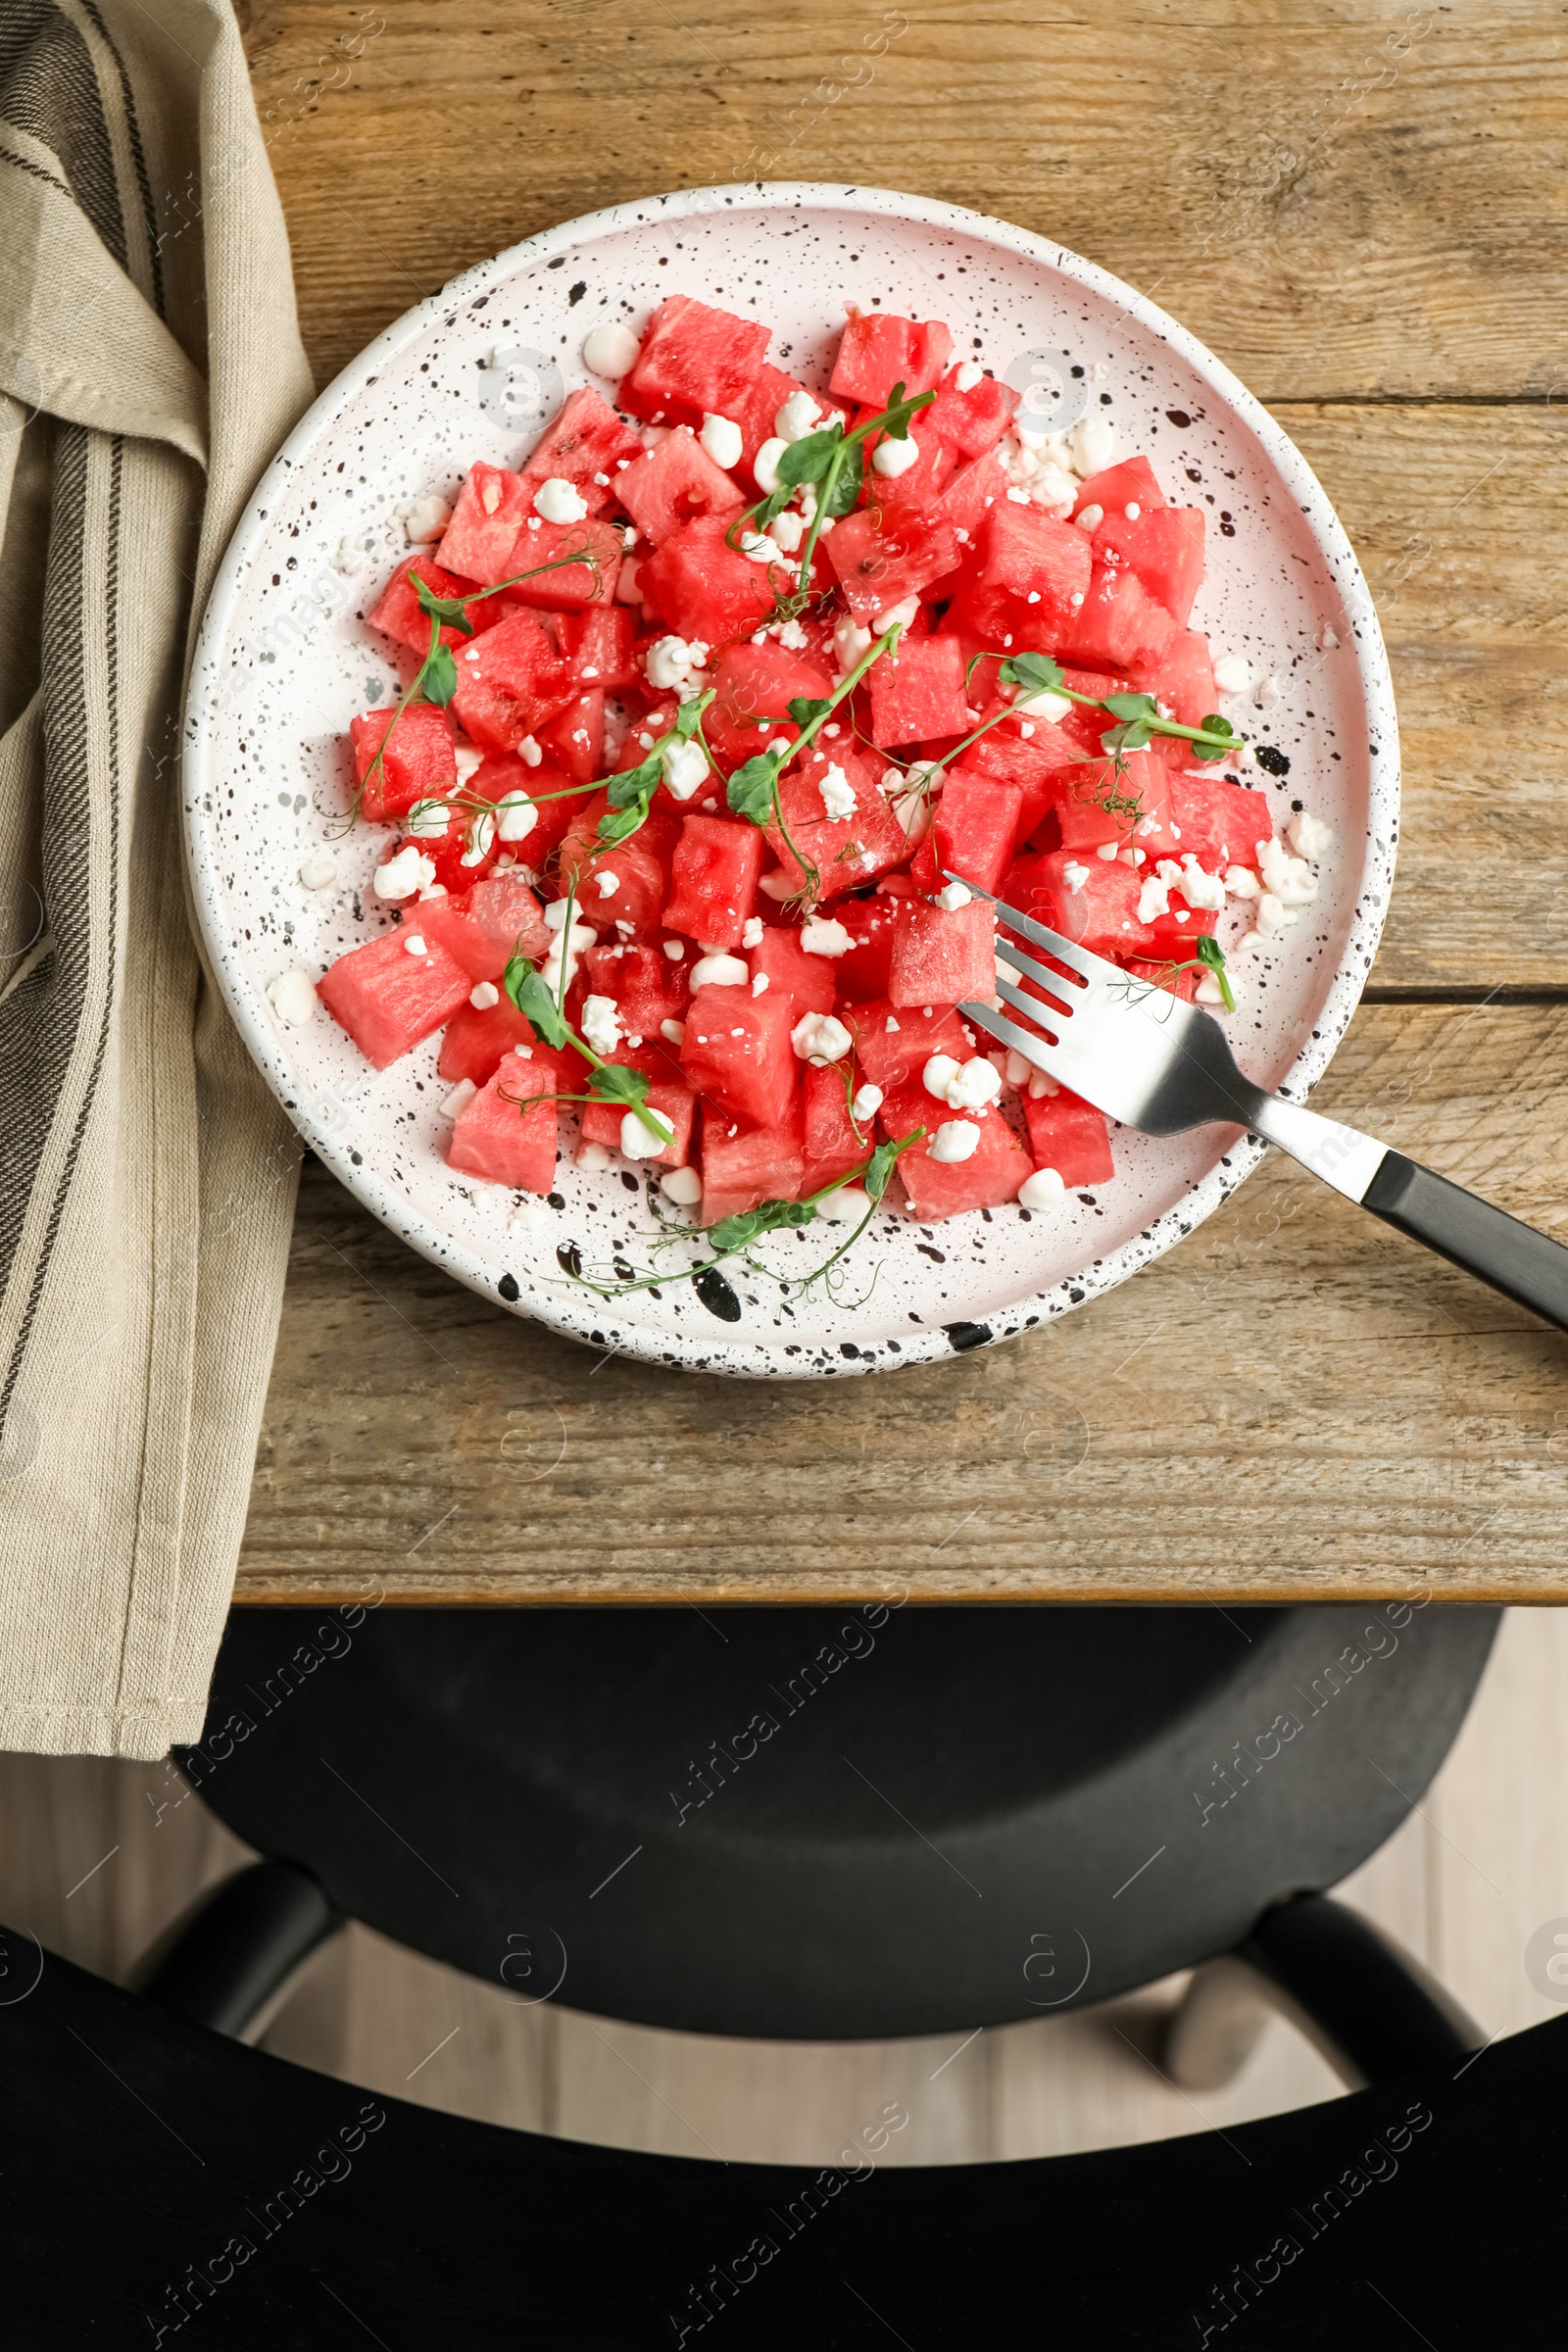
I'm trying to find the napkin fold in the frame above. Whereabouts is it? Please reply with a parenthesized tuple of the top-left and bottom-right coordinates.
(0, 0, 313, 1757)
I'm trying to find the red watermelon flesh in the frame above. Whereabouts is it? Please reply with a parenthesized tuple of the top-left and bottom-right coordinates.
(1064, 554, 1179, 671)
(908, 767, 1023, 898)
(925, 365, 1019, 460)
(449, 609, 577, 753)
(703, 641, 837, 771)
(1023, 1088, 1115, 1186)
(368, 554, 506, 658)
(765, 748, 907, 901)
(1072, 456, 1166, 519)
(503, 514, 622, 610)
(447, 1059, 559, 1193)
(616, 427, 747, 545)
(620, 296, 772, 426)
(1094, 504, 1205, 628)
(350, 702, 458, 824)
(662, 813, 763, 948)
(679, 984, 798, 1130)
(416, 870, 551, 981)
(842, 998, 973, 1093)
(828, 894, 900, 1003)
(803, 1061, 869, 1192)
(976, 503, 1093, 635)
(877, 1079, 1029, 1219)
(579, 944, 688, 1039)
(439, 1005, 557, 1086)
(936, 446, 1008, 544)
(556, 812, 666, 936)
(1132, 628, 1216, 730)
(887, 895, 997, 1007)
(318, 925, 472, 1068)
(1168, 772, 1275, 870)
(700, 1111, 806, 1226)
(556, 605, 638, 692)
(438, 463, 531, 586)
(824, 508, 962, 622)
(516, 387, 643, 514)
(639, 514, 780, 648)
(748, 925, 838, 1022)
(830, 313, 954, 408)
(467, 753, 580, 867)
(867, 634, 969, 748)
(1005, 847, 1158, 960)
(535, 689, 605, 783)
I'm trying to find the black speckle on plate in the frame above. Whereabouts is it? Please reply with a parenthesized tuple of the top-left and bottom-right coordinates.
(498, 1273, 519, 1302)
(945, 1321, 993, 1352)
(1254, 743, 1291, 776)
(557, 1242, 583, 1278)
(694, 1265, 742, 1322)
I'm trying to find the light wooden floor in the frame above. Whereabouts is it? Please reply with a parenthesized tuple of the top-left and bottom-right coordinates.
(2, 1607, 1562, 2165)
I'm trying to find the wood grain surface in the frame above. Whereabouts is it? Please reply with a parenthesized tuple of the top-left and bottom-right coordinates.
(235, 0, 1568, 1602)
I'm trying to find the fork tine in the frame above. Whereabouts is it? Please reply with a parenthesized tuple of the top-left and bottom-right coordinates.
(993, 935, 1081, 1005)
(994, 971, 1076, 1038)
(960, 997, 1070, 1081)
(943, 871, 1107, 985)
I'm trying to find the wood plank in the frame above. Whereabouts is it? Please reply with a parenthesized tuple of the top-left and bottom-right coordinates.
(243, 1, 1568, 401)
(238, 1001, 1568, 1605)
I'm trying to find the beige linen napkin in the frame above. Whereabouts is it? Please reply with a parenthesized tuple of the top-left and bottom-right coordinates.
(0, 0, 313, 1757)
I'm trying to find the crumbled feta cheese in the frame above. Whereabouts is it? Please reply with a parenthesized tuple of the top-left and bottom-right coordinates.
(662, 938, 685, 959)
(615, 558, 643, 605)
(1258, 834, 1319, 906)
(461, 810, 496, 866)
(929, 1119, 981, 1163)
(298, 855, 336, 891)
(661, 1163, 703, 1205)
(1212, 653, 1250, 694)
(852, 1082, 884, 1122)
(594, 869, 620, 900)
(768, 508, 808, 553)
(935, 879, 972, 911)
(1013, 687, 1072, 723)
(620, 1108, 668, 1159)
(873, 594, 921, 636)
(740, 529, 779, 564)
(699, 413, 743, 469)
(539, 916, 597, 995)
(404, 933, 428, 957)
(833, 616, 874, 673)
(800, 916, 853, 956)
(1006, 486, 1033, 506)
(774, 388, 822, 442)
(1062, 861, 1090, 894)
(1075, 502, 1104, 532)
(759, 872, 796, 901)
(267, 968, 318, 1026)
(1028, 1068, 1058, 1099)
(770, 614, 809, 649)
(741, 915, 764, 949)
(661, 1018, 687, 1046)
(453, 745, 484, 790)
(469, 981, 500, 1010)
(516, 735, 543, 766)
(690, 953, 749, 991)
(576, 1142, 613, 1171)
(1137, 876, 1170, 924)
(1069, 414, 1115, 474)
(954, 359, 985, 392)
(1096, 841, 1119, 860)
(923, 1054, 1003, 1110)
(1255, 891, 1297, 937)
(661, 737, 710, 800)
(1017, 1166, 1065, 1208)
(1004, 1048, 1033, 1087)
(579, 996, 622, 1056)
(792, 1010, 853, 1064)
(480, 478, 502, 515)
(1177, 855, 1227, 912)
(753, 435, 787, 494)
(438, 1078, 476, 1120)
(1254, 673, 1283, 709)
(1286, 809, 1334, 861)
(533, 476, 588, 525)
(1317, 622, 1340, 651)
(871, 430, 920, 478)
(1223, 865, 1261, 899)
(1196, 970, 1238, 1008)
(582, 320, 640, 377)
(373, 844, 434, 900)
(509, 1198, 554, 1236)
(645, 634, 710, 693)
(817, 762, 857, 819)
(496, 790, 538, 843)
(1124, 501, 1141, 520)
(885, 1015, 901, 1033)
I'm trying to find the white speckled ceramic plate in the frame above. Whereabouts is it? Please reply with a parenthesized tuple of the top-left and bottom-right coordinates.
(183, 183, 1398, 1381)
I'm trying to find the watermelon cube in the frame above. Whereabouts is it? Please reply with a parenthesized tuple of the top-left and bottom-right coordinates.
(824, 508, 961, 622)
(1065, 553, 1178, 671)
(416, 870, 551, 981)
(765, 748, 907, 901)
(700, 1111, 807, 1224)
(748, 925, 837, 1020)
(620, 296, 771, 427)
(877, 1079, 1029, 1219)
(936, 446, 1008, 543)
(830, 313, 954, 408)
(639, 514, 780, 648)
(1168, 772, 1276, 870)
(368, 553, 505, 658)
(449, 609, 577, 753)
(318, 925, 472, 1068)
(1132, 628, 1216, 730)
(557, 813, 666, 935)
(388, 803, 498, 897)
(662, 814, 763, 949)
(1004, 848, 1157, 959)
(925, 365, 1019, 459)
(1093, 504, 1205, 629)
(828, 895, 900, 1003)
(1055, 747, 1172, 853)
(977, 503, 1093, 636)
(439, 1005, 556, 1087)
(908, 768, 1023, 898)
(1023, 1087, 1115, 1186)
(955, 708, 1082, 833)
(579, 1051, 696, 1166)
(679, 984, 798, 1129)
(556, 606, 639, 693)
(887, 895, 997, 1007)
(703, 642, 837, 771)
(503, 514, 623, 609)
(803, 1061, 869, 1193)
(867, 635, 970, 748)
(467, 752, 580, 868)
(438, 463, 531, 586)
(536, 689, 605, 783)
(1072, 456, 1166, 519)
(350, 702, 457, 824)
(841, 999, 974, 1092)
(447, 1059, 559, 1193)
(616, 427, 747, 545)
(579, 944, 688, 1038)
(859, 418, 957, 514)
(516, 387, 643, 514)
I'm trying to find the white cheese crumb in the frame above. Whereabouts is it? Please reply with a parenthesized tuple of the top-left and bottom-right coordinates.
(298, 855, 336, 891)
(533, 476, 589, 525)
(872, 594, 920, 636)
(515, 735, 543, 767)
(1286, 809, 1333, 861)
(1224, 865, 1261, 899)
(935, 880, 972, 911)
(1258, 834, 1319, 906)
(800, 916, 853, 956)
(1096, 841, 1119, 860)
(268, 968, 318, 1026)
(818, 1184, 870, 1223)
(438, 1078, 476, 1119)
(404, 933, 428, 957)
(1177, 856, 1227, 912)
(1318, 622, 1340, 651)
(468, 981, 500, 1010)
(662, 938, 685, 959)
(817, 762, 857, 819)
(741, 915, 764, 949)
(792, 1011, 853, 1064)
(661, 1017, 687, 1046)
(1062, 861, 1090, 894)
(871, 431, 920, 478)
(1212, 654, 1251, 694)
(620, 1108, 668, 1159)
(767, 508, 808, 553)
(1069, 414, 1115, 474)
(689, 953, 749, 991)
(699, 413, 743, 469)
(496, 790, 538, 843)
(509, 1198, 554, 1235)
(752, 972, 769, 997)
(1137, 876, 1170, 924)
(833, 616, 874, 673)
(645, 634, 710, 693)
(403, 493, 452, 544)
(753, 435, 787, 494)
(582, 320, 640, 376)
(852, 1083, 884, 1122)
(929, 1119, 981, 1163)
(955, 359, 985, 392)
(774, 389, 822, 442)
(373, 844, 434, 900)
(661, 1163, 703, 1205)
(1075, 502, 1104, 531)
(576, 1142, 613, 1170)
(1254, 673, 1283, 708)
(1256, 891, 1297, 937)
(1017, 1167, 1065, 1207)
(661, 737, 709, 800)
(740, 529, 779, 565)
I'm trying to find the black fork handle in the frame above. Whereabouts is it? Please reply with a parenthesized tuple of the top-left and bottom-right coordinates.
(1363, 1152, 1568, 1333)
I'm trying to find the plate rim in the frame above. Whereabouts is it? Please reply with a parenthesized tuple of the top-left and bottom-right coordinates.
(182, 179, 1399, 1381)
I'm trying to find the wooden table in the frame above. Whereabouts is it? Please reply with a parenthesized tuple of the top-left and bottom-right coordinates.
(237, 0, 1568, 1606)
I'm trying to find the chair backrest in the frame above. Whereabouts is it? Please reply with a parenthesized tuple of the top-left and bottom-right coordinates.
(3, 1927, 1562, 2346)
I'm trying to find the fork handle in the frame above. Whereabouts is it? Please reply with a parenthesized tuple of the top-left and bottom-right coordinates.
(1359, 1151, 1568, 1333)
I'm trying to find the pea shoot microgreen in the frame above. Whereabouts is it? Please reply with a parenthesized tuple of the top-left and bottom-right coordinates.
(1112, 931, 1237, 1014)
(976, 650, 1244, 766)
(724, 623, 903, 904)
(553, 1126, 926, 1313)
(500, 876, 676, 1150)
(726, 381, 936, 622)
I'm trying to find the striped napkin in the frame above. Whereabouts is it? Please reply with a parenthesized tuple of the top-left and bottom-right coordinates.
(0, 0, 313, 1757)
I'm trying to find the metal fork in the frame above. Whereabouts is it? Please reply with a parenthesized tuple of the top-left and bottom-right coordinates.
(951, 872, 1568, 1334)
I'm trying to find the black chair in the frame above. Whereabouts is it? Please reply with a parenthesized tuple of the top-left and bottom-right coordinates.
(4, 1917, 1565, 2345)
